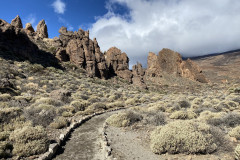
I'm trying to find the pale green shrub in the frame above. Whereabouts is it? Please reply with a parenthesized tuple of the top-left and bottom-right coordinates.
(170, 111, 197, 120)
(49, 117, 69, 129)
(150, 120, 224, 154)
(229, 126, 240, 140)
(10, 126, 48, 157)
(106, 111, 143, 127)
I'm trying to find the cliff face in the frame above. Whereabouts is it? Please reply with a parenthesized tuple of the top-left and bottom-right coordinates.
(0, 15, 208, 88)
(145, 48, 208, 83)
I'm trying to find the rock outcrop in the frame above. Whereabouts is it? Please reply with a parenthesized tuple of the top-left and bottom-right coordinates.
(60, 27, 108, 78)
(132, 63, 147, 89)
(105, 47, 132, 82)
(11, 15, 23, 28)
(36, 20, 48, 38)
(146, 48, 208, 83)
(0, 17, 60, 68)
(25, 23, 35, 35)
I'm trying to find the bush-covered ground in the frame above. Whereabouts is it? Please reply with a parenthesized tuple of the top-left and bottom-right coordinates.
(105, 82, 240, 159)
(1, 55, 240, 159)
(0, 57, 158, 159)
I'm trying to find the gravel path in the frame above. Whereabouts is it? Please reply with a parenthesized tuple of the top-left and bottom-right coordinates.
(53, 112, 114, 160)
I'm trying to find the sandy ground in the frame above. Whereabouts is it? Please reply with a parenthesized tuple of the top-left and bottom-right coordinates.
(53, 112, 115, 160)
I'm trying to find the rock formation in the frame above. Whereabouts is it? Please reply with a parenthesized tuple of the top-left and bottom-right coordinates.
(132, 63, 147, 89)
(11, 15, 23, 28)
(25, 23, 35, 35)
(36, 20, 48, 38)
(60, 27, 108, 78)
(105, 47, 132, 82)
(0, 15, 208, 89)
(146, 48, 208, 83)
(0, 17, 60, 68)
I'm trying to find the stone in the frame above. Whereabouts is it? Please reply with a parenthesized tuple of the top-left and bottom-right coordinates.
(145, 48, 208, 83)
(25, 23, 35, 34)
(36, 20, 48, 38)
(11, 15, 23, 28)
(56, 48, 69, 62)
(132, 63, 147, 89)
(105, 47, 129, 73)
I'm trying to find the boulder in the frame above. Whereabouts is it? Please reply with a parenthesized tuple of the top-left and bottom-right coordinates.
(36, 20, 48, 38)
(11, 15, 23, 28)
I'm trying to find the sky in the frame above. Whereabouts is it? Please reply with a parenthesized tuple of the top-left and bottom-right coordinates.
(1, 0, 240, 67)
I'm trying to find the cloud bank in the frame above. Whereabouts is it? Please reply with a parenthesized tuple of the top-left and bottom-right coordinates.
(52, 0, 66, 14)
(90, 0, 240, 66)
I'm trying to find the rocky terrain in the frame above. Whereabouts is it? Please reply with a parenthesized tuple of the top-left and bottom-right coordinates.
(0, 15, 239, 160)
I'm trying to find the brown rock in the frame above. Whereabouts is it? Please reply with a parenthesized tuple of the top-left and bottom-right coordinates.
(132, 62, 147, 89)
(56, 48, 69, 62)
(36, 20, 48, 38)
(146, 48, 208, 83)
(25, 23, 35, 34)
(181, 59, 208, 83)
(11, 15, 23, 28)
(105, 47, 129, 72)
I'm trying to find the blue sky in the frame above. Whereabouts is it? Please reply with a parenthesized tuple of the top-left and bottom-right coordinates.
(1, 0, 240, 66)
(0, 0, 112, 37)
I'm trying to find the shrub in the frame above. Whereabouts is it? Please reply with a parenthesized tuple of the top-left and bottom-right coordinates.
(125, 98, 138, 105)
(106, 101, 125, 109)
(150, 120, 225, 154)
(87, 102, 107, 112)
(229, 126, 240, 140)
(0, 131, 10, 141)
(0, 94, 11, 101)
(142, 111, 166, 126)
(10, 126, 49, 157)
(106, 111, 143, 127)
(0, 107, 22, 123)
(170, 111, 197, 120)
(49, 117, 69, 129)
(70, 100, 89, 111)
(0, 141, 12, 158)
(34, 97, 63, 107)
(235, 145, 240, 160)
(24, 105, 56, 127)
(177, 100, 191, 108)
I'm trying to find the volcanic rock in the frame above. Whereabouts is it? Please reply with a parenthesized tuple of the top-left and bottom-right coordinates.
(146, 48, 208, 83)
(36, 20, 48, 38)
(11, 15, 23, 28)
(105, 47, 132, 82)
(132, 63, 147, 89)
(25, 23, 35, 35)
(62, 28, 108, 78)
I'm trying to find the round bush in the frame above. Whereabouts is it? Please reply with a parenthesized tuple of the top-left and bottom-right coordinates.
(10, 126, 49, 157)
(106, 111, 143, 127)
(150, 120, 224, 154)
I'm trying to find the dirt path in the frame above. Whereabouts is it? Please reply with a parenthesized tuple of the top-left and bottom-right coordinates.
(53, 112, 114, 160)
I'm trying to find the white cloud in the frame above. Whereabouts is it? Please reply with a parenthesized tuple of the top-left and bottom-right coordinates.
(90, 0, 240, 66)
(52, 0, 66, 14)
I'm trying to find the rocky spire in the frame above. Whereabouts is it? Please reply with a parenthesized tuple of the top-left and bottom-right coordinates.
(11, 15, 23, 28)
(25, 23, 35, 34)
(36, 20, 48, 38)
